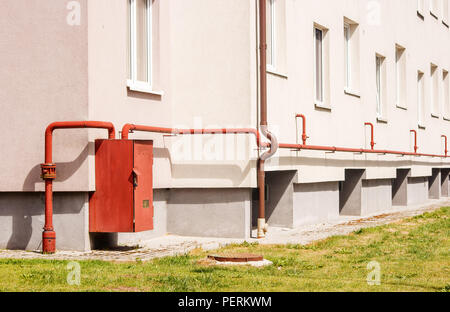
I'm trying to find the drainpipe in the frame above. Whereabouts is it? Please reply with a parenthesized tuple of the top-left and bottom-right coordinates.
(364, 122, 375, 150)
(296, 114, 308, 145)
(258, 0, 278, 238)
(442, 135, 448, 157)
(41, 121, 115, 254)
(410, 130, 418, 154)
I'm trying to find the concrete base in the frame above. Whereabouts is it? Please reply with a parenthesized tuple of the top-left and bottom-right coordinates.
(0, 192, 90, 251)
(255, 171, 340, 228)
(428, 168, 441, 199)
(339, 169, 392, 216)
(441, 169, 450, 197)
(263, 171, 297, 228)
(293, 182, 339, 226)
(407, 177, 429, 205)
(167, 188, 252, 239)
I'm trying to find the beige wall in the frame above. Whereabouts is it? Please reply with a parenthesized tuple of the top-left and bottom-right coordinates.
(266, 0, 450, 182)
(0, 0, 90, 192)
(1, 0, 450, 193)
(87, 0, 258, 189)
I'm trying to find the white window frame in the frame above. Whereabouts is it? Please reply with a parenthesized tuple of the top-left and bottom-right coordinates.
(430, 0, 439, 19)
(443, 0, 449, 26)
(417, 0, 425, 17)
(314, 27, 324, 105)
(344, 23, 351, 90)
(395, 45, 407, 109)
(376, 55, 383, 118)
(267, 0, 276, 70)
(431, 63, 439, 118)
(127, 0, 153, 92)
(443, 69, 450, 120)
(418, 71, 425, 127)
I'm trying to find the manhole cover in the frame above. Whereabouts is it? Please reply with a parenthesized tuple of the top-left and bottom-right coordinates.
(207, 253, 264, 263)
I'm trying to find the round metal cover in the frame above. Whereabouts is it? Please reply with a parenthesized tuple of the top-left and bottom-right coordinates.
(207, 253, 264, 263)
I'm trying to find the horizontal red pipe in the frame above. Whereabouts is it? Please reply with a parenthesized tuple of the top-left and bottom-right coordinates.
(45, 121, 115, 163)
(121, 124, 266, 147)
(278, 143, 447, 158)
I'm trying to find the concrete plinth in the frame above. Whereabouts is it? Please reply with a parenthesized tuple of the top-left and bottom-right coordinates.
(339, 169, 392, 216)
(167, 188, 252, 239)
(441, 169, 450, 197)
(0, 192, 90, 251)
(392, 169, 410, 206)
(293, 182, 339, 226)
(407, 177, 429, 205)
(264, 171, 297, 228)
(428, 168, 441, 199)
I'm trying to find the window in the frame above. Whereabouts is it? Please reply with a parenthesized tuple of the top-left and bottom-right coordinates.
(314, 24, 330, 108)
(417, 0, 425, 17)
(375, 54, 387, 121)
(127, 0, 153, 91)
(443, 70, 450, 119)
(431, 63, 439, 117)
(443, 0, 449, 26)
(266, 0, 275, 69)
(418, 71, 425, 127)
(430, 0, 439, 18)
(343, 18, 360, 94)
(344, 23, 350, 88)
(395, 45, 407, 109)
(315, 27, 324, 103)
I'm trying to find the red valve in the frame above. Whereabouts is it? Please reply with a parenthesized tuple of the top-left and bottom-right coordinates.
(41, 163, 56, 180)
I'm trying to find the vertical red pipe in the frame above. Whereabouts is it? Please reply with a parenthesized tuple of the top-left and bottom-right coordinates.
(296, 114, 308, 145)
(41, 121, 115, 254)
(364, 122, 375, 150)
(410, 130, 418, 154)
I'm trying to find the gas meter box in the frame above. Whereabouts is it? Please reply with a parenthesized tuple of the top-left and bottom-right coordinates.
(89, 139, 154, 233)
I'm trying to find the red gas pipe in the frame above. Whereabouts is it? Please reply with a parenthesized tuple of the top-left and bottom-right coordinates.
(296, 114, 308, 145)
(41, 121, 115, 254)
(410, 130, 418, 154)
(121, 124, 264, 147)
(364, 122, 375, 150)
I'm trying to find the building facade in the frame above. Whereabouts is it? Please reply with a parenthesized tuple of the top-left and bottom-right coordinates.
(0, 0, 449, 251)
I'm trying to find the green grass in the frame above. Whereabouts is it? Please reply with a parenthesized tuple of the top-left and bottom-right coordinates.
(0, 207, 449, 292)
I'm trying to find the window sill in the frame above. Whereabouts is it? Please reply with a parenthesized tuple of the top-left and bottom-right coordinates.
(431, 113, 439, 119)
(127, 80, 164, 96)
(314, 101, 331, 111)
(417, 11, 424, 20)
(344, 88, 361, 98)
(396, 104, 407, 110)
(267, 68, 288, 79)
(444, 116, 450, 122)
(376, 117, 388, 124)
(430, 11, 438, 20)
(443, 21, 449, 28)
(418, 124, 426, 130)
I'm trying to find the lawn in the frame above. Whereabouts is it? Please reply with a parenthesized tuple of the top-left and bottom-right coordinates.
(0, 207, 449, 292)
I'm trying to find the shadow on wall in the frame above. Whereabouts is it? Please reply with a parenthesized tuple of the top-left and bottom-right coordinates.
(22, 144, 91, 191)
(0, 193, 85, 250)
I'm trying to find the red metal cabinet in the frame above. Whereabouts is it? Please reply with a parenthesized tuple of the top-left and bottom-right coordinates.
(89, 140, 154, 233)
